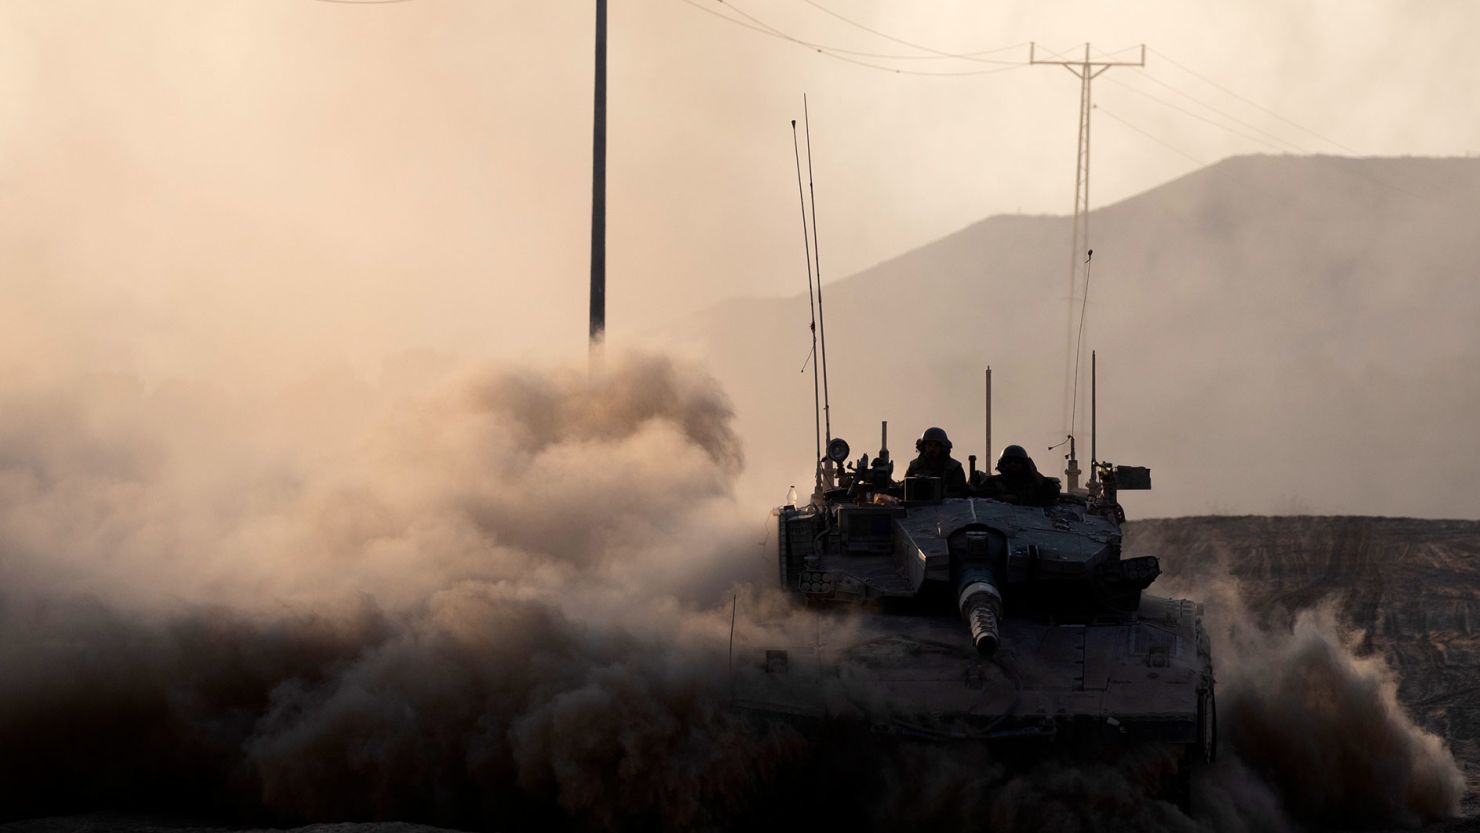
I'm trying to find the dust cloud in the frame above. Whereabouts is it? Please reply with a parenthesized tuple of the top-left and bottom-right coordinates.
(0, 352, 1465, 831)
(1191, 585, 1466, 832)
(0, 351, 790, 830)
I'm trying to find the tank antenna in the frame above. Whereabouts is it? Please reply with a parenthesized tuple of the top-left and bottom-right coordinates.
(792, 119, 823, 491)
(1091, 350, 1098, 467)
(984, 366, 993, 469)
(1065, 248, 1093, 493)
(803, 95, 833, 451)
(1066, 435, 1082, 493)
(1089, 350, 1100, 495)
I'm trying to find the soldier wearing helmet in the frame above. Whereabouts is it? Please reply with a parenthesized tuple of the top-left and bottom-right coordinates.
(905, 427, 968, 498)
(975, 444, 1061, 506)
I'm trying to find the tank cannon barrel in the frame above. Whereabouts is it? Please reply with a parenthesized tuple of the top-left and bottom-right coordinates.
(957, 579, 1002, 656)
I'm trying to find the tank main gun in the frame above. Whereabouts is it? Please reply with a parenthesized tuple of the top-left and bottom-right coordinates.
(952, 529, 1004, 655)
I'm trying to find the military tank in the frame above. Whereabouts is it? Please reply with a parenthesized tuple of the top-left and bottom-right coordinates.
(736, 422, 1216, 802)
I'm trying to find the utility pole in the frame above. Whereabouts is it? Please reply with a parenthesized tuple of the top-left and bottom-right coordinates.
(589, 0, 608, 360)
(1030, 43, 1143, 441)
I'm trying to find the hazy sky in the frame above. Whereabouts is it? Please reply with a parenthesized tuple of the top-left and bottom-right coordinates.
(3, 0, 1479, 376)
(4, 8, 1476, 825)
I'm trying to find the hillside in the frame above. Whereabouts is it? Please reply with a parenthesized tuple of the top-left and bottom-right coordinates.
(669, 155, 1480, 519)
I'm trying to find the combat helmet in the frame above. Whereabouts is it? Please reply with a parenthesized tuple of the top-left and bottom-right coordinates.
(996, 444, 1030, 470)
(916, 426, 952, 452)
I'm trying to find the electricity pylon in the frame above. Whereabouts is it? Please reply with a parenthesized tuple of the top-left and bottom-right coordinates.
(1030, 43, 1144, 440)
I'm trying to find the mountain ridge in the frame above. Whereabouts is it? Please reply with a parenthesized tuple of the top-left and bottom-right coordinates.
(680, 153, 1477, 323)
(671, 153, 1480, 519)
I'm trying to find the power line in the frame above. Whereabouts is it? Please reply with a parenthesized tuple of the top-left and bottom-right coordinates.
(1095, 106, 1209, 166)
(1129, 72, 1312, 153)
(679, 0, 777, 41)
(1099, 104, 1308, 191)
(678, 0, 1029, 76)
(709, 0, 1026, 74)
(1150, 48, 1361, 154)
(1104, 75, 1297, 154)
(1104, 72, 1428, 201)
(800, 0, 1026, 64)
(814, 48, 1027, 78)
(1146, 50, 1449, 198)
(680, 0, 985, 61)
(680, 4, 1437, 203)
(1101, 101, 1426, 200)
(1089, 44, 1147, 63)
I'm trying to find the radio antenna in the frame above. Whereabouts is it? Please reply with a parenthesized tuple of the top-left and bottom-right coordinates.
(1091, 350, 1098, 468)
(1088, 349, 1100, 495)
(1062, 248, 1094, 494)
(792, 119, 823, 490)
(803, 96, 833, 447)
(984, 366, 993, 468)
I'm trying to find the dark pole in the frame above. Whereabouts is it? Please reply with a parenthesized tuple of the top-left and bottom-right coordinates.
(589, 0, 607, 351)
(1091, 350, 1097, 466)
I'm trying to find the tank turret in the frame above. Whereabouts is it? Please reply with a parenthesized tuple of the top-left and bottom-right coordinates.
(780, 436, 1163, 652)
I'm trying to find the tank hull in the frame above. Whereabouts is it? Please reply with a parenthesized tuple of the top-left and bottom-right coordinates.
(734, 593, 1213, 750)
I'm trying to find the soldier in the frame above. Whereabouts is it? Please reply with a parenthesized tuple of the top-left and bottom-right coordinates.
(976, 444, 1061, 506)
(905, 427, 969, 497)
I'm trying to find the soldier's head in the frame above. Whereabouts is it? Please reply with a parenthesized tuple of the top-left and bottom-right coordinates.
(916, 426, 951, 459)
(997, 444, 1032, 476)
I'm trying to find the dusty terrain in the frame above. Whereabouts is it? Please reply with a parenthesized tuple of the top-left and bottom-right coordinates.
(3, 514, 1477, 832)
(1127, 515, 1480, 819)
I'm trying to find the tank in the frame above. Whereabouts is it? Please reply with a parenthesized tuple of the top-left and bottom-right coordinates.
(735, 427, 1216, 802)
